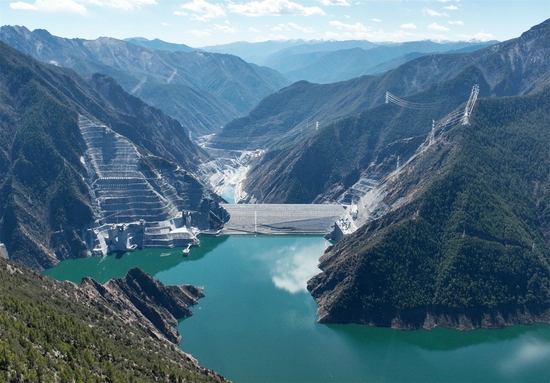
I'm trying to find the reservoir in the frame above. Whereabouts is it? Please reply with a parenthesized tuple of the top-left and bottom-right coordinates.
(45, 235, 550, 382)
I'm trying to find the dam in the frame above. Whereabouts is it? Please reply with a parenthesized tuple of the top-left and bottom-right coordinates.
(77, 116, 348, 256)
(221, 204, 345, 235)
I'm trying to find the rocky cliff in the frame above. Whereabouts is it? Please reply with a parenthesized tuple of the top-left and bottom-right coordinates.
(79, 267, 203, 344)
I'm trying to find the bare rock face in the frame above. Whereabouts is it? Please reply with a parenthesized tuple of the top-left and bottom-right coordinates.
(79, 268, 203, 344)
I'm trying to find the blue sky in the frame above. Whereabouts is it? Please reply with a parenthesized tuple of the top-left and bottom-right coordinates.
(1, 0, 549, 47)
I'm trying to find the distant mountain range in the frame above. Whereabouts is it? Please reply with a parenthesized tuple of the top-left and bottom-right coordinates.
(0, 26, 290, 137)
(267, 41, 497, 84)
(210, 19, 550, 152)
(202, 38, 496, 83)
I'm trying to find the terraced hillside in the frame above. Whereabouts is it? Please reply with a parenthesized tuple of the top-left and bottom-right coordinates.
(80, 116, 182, 223)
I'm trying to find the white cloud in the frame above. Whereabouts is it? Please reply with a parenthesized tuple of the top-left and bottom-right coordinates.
(401, 23, 417, 29)
(228, 0, 325, 17)
(96, 0, 157, 9)
(191, 28, 211, 37)
(288, 22, 314, 33)
(10, 0, 88, 14)
(371, 18, 381, 23)
(321, 0, 349, 6)
(267, 33, 289, 40)
(423, 8, 449, 17)
(456, 31, 495, 42)
(180, 0, 226, 21)
(248, 27, 261, 32)
(173, 10, 187, 15)
(448, 20, 463, 25)
(428, 22, 450, 31)
(329, 20, 368, 33)
(214, 24, 237, 33)
(473, 31, 495, 41)
(271, 23, 288, 31)
(327, 21, 416, 42)
(444, 5, 458, 10)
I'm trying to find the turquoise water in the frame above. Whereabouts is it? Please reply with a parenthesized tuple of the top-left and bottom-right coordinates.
(221, 184, 236, 204)
(45, 235, 550, 383)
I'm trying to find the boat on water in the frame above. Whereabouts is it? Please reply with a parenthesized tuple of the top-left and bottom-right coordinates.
(182, 243, 191, 257)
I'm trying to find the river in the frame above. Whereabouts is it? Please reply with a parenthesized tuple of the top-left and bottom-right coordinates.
(45, 235, 550, 382)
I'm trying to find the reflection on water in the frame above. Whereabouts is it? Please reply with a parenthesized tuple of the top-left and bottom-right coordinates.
(45, 235, 550, 383)
(44, 235, 229, 284)
(499, 335, 550, 378)
(270, 244, 321, 293)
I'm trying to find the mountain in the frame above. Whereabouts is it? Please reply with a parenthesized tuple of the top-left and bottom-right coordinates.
(0, 26, 290, 136)
(241, 71, 487, 203)
(307, 86, 550, 329)
(0, 257, 225, 381)
(201, 40, 305, 64)
(0, 41, 223, 271)
(264, 41, 496, 84)
(260, 39, 379, 64)
(210, 19, 550, 153)
(125, 37, 196, 52)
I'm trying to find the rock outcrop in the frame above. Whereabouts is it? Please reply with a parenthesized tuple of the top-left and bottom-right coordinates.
(79, 268, 203, 344)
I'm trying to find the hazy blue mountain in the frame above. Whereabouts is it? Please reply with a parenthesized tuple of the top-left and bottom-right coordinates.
(266, 40, 498, 83)
(0, 26, 290, 136)
(201, 39, 380, 65)
(201, 39, 317, 64)
(260, 39, 379, 65)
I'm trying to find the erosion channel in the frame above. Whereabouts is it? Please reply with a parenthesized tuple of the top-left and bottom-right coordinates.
(45, 235, 550, 383)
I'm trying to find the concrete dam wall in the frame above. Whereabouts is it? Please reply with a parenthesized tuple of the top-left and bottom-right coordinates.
(222, 204, 345, 235)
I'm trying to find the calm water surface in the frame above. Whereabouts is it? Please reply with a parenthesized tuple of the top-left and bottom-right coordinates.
(46, 235, 550, 383)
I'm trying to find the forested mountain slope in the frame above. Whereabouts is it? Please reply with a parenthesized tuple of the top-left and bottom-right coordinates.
(0, 41, 219, 270)
(0, 257, 225, 382)
(0, 26, 290, 136)
(307, 86, 550, 329)
(242, 70, 484, 203)
(210, 19, 550, 151)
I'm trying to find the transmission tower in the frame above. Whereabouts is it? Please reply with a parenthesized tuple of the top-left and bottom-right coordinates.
(460, 84, 480, 125)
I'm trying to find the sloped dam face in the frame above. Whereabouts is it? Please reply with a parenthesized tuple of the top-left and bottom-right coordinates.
(46, 235, 550, 383)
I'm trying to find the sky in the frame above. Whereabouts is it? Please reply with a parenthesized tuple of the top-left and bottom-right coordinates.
(1, 0, 549, 47)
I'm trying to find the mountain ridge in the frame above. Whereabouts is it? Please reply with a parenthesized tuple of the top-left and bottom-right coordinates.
(210, 20, 550, 154)
(0, 25, 290, 136)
